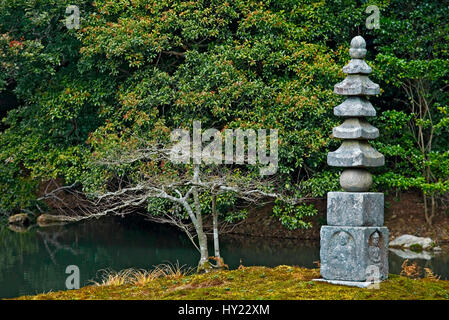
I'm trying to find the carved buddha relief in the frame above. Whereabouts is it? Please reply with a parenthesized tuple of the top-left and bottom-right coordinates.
(368, 231, 382, 264)
(327, 231, 356, 278)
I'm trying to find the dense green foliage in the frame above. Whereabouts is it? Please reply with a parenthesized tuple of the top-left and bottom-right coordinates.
(371, 0, 449, 223)
(0, 0, 448, 227)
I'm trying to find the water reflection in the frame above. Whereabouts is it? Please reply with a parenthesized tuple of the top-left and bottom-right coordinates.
(0, 216, 448, 299)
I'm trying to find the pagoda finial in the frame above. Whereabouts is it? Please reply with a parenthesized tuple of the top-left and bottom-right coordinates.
(349, 35, 367, 59)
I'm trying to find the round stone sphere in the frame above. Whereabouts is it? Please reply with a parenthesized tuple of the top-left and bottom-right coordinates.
(340, 169, 372, 192)
(349, 35, 367, 59)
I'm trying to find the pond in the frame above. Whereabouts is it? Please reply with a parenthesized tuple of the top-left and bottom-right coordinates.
(1, 215, 448, 299)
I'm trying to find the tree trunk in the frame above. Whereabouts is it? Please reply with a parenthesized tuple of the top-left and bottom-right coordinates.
(196, 224, 210, 272)
(192, 164, 211, 272)
(211, 194, 223, 267)
(429, 194, 436, 226)
(423, 191, 434, 226)
(193, 191, 210, 272)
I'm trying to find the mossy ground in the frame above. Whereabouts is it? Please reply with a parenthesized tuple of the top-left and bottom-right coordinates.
(11, 266, 449, 300)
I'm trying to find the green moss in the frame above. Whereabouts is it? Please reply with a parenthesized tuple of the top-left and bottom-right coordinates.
(9, 266, 449, 300)
(410, 244, 423, 252)
(196, 261, 212, 274)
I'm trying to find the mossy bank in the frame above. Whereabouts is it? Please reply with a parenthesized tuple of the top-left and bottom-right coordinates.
(11, 266, 449, 300)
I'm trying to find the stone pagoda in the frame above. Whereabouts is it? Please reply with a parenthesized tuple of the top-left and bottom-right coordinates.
(319, 36, 389, 284)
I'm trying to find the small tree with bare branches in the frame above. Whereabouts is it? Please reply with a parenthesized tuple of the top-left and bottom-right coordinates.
(41, 122, 309, 271)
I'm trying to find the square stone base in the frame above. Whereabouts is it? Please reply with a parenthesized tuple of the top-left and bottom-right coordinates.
(327, 192, 384, 226)
(320, 226, 388, 281)
(312, 278, 382, 289)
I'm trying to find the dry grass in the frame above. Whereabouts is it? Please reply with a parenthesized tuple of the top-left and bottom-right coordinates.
(209, 256, 229, 269)
(399, 259, 441, 281)
(91, 268, 136, 286)
(424, 268, 441, 281)
(159, 261, 195, 279)
(400, 259, 422, 279)
(91, 261, 194, 286)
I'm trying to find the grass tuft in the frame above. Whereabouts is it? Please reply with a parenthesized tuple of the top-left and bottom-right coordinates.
(90, 261, 194, 287)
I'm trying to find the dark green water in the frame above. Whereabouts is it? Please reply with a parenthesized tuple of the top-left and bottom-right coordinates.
(1, 215, 448, 299)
